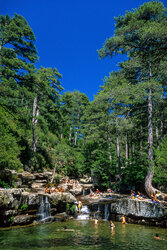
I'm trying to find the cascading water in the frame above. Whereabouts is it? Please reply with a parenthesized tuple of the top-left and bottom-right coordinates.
(90, 189, 93, 194)
(104, 203, 109, 220)
(37, 196, 53, 222)
(76, 205, 90, 220)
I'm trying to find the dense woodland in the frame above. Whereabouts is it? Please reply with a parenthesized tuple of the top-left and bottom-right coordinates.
(0, 1, 167, 196)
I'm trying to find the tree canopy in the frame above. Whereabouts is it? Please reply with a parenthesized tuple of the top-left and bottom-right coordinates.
(0, 2, 167, 195)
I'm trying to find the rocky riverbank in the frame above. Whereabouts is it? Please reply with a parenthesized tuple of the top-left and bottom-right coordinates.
(0, 188, 77, 226)
(81, 193, 167, 227)
(0, 170, 167, 228)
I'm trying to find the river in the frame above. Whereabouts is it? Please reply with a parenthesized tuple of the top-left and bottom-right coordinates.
(0, 220, 167, 249)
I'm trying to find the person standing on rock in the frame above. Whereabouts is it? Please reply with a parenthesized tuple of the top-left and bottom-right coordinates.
(78, 201, 82, 213)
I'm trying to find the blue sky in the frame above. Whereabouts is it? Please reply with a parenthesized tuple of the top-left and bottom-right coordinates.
(2, 0, 166, 101)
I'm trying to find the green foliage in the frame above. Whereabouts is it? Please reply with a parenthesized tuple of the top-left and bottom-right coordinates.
(154, 137, 167, 185)
(20, 204, 28, 211)
(66, 203, 76, 215)
(0, 108, 22, 170)
(1, 5, 167, 193)
(54, 175, 61, 185)
(0, 179, 10, 188)
(10, 216, 14, 223)
(70, 205, 76, 214)
(66, 203, 70, 214)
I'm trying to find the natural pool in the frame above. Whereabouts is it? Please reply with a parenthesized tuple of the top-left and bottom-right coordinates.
(0, 220, 167, 250)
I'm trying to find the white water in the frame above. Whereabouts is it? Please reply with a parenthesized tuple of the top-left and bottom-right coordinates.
(37, 196, 53, 222)
(76, 205, 90, 220)
(104, 203, 109, 220)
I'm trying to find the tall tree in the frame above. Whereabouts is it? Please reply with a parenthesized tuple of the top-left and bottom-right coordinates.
(99, 1, 167, 197)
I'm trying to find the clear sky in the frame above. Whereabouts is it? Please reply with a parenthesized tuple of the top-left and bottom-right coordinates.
(2, 0, 166, 101)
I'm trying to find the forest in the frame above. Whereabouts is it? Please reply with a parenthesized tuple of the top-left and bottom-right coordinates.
(0, 1, 167, 197)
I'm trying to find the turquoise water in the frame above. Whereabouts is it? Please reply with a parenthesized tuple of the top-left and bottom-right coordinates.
(0, 220, 167, 250)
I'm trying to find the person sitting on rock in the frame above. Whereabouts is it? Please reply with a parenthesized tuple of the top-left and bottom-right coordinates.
(44, 185, 49, 193)
(96, 189, 100, 196)
(90, 191, 95, 197)
(107, 189, 113, 193)
(151, 193, 159, 202)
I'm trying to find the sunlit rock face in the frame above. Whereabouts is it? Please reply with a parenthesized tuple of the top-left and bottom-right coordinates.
(110, 198, 165, 218)
(0, 189, 76, 226)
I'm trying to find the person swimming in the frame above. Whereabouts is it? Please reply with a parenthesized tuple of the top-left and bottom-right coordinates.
(110, 220, 115, 229)
(154, 233, 165, 240)
(94, 218, 98, 225)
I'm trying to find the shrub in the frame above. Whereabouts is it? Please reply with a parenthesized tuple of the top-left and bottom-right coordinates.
(20, 204, 28, 211)
(0, 179, 10, 188)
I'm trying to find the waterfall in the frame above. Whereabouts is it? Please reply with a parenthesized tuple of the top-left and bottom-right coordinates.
(97, 205, 100, 213)
(37, 196, 52, 222)
(76, 205, 90, 220)
(104, 203, 109, 220)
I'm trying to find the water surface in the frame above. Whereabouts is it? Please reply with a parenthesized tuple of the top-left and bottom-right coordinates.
(0, 220, 167, 250)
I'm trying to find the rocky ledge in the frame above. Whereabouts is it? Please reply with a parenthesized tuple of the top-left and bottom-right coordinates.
(0, 188, 76, 227)
(82, 193, 167, 227)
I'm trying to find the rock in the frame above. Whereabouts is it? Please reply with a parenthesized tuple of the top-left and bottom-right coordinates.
(13, 214, 35, 225)
(54, 212, 68, 221)
(69, 186, 83, 196)
(79, 177, 92, 184)
(50, 192, 77, 205)
(1, 210, 18, 216)
(109, 198, 165, 219)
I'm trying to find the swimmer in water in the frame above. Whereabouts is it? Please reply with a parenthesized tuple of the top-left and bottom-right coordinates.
(110, 220, 115, 230)
(94, 218, 98, 225)
(120, 215, 126, 224)
(154, 233, 165, 240)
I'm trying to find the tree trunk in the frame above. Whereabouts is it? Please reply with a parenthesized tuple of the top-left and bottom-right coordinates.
(145, 60, 166, 199)
(61, 125, 64, 140)
(145, 62, 155, 197)
(32, 95, 39, 153)
(140, 112, 143, 156)
(116, 118, 122, 182)
(74, 127, 78, 145)
(69, 126, 72, 142)
(160, 89, 164, 142)
(131, 132, 134, 159)
(155, 111, 159, 149)
(125, 133, 129, 160)
(51, 165, 56, 184)
(107, 123, 112, 162)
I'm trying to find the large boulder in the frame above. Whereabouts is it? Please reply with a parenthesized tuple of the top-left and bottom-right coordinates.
(13, 214, 35, 225)
(110, 198, 165, 219)
(50, 192, 77, 205)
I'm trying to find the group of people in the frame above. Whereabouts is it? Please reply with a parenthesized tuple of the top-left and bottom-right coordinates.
(94, 215, 126, 230)
(89, 189, 101, 197)
(130, 189, 167, 206)
(44, 185, 64, 194)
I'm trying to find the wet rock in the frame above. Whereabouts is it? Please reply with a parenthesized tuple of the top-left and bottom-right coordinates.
(13, 214, 35, 225)
(54, 212, 68, 221)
